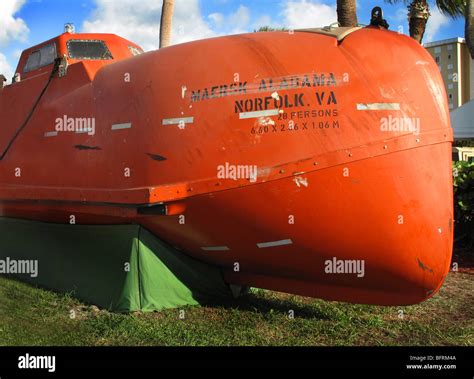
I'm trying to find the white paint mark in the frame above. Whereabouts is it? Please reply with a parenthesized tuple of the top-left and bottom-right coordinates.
(201, 246, 230, 251)
(239, 109, 280, 119)
(44, 131, 58, 137)
(271, 91, 280, 101)
(293, 176, 308, 188)
(181, 85, 187, 99)
(257, 239, 293, 248)
(258, 117, 275, 126)
(162, 117, 194, 126)
(112, 123, 132, 130)
(356, 103, 400, 111)
(257, 167, 271, 178)
(76, 129, 89, 134)
(380, 87, 395, 99)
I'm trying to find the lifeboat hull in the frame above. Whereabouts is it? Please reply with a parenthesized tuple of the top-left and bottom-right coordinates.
(0, 27, 453, 305)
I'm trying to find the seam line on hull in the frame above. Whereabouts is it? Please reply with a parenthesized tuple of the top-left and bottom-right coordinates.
(356, 103, 400, 111)
(201, 246, 230, 251)
(239, 109, 280, 119)
(162, 117, 194, 125)
(257, 239, 293, 248)
(111, 123, 132, 130)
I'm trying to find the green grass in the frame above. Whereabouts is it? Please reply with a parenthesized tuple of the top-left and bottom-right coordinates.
(0, 272, 472, 346)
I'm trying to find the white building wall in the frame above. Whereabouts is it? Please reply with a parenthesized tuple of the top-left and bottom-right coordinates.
(471, 57, 474, 101)
(451, 99, 474, 139)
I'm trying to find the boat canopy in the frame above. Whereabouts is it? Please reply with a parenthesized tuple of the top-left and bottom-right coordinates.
(13, 32, 143, 80)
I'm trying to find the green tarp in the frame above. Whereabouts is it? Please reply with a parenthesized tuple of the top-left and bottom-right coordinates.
(0, 217, 231, 312)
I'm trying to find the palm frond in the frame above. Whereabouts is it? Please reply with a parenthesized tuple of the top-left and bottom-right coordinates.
(435, 0, 465, 18)
(384, 0, 466, 18)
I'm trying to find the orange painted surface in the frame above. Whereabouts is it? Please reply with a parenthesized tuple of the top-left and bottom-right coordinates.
(0, 27, 453, 305)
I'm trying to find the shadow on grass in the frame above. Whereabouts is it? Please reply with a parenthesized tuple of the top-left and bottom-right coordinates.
(201, 291, 333, 320)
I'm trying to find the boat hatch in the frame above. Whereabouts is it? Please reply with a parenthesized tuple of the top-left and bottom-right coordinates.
(67, 40, 114, 60)
(296, 26, 362, 41)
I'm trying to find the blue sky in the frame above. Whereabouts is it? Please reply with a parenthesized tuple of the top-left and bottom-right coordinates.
(0, 0, 466, 80)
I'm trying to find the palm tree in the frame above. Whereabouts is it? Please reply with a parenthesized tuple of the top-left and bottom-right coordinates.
(408, 0, 430, 43)
(466, 0, 474, 58)
(385, 0, 465, 43)
(255, 26, 288, 32)
(337, 0, 358, 27)
(159, 0, 175, 48)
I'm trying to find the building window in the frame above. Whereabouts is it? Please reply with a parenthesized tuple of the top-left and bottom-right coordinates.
(448, 54, 452, 59)
(447, 44, 453, 51)
(435, 56, 440, 63)
(448, 83, 453, 90)
(434, 47, 441, 53)
(449, 93, 453, 99)
(449, 103, 454, 109)
(447, 63, 454, 70)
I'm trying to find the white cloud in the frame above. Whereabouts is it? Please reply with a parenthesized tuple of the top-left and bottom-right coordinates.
(424, 7, 450, 43)
(282, 0, 337, 29)
(391, 7, 408, 23)
(208, 5, 253, 35)
(0, 0, 29, 46)
(82, 0, 215, 51)
(13, 49, 23, 60)
(228, 5, 251, 32)
(253, 14, 275, 30)
(0, 53, 13, 82)
(208, 12, 224, 28)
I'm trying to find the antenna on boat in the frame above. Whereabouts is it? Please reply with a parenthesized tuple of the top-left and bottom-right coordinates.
(64, 23, 75, 34)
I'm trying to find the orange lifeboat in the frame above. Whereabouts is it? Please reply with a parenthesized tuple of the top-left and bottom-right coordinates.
(0, 25, 453, 305)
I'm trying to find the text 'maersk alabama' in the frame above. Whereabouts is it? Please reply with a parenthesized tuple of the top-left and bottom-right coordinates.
(189, 72, 338, 112)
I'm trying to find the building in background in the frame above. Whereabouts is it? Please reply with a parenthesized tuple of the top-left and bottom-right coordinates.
(451, 99, 474, 142)
(425, 38, 473, 110)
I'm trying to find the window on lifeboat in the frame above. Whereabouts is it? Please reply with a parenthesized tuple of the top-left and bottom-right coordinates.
(67, 40, 113, 60)
(24, 43, 57, 73)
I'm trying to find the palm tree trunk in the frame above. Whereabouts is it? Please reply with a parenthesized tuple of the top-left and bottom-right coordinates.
(159, 0, 175, 48)
(466, 0, 474, 59)
(408, 0, 430, 44)
(337, 0, 358, 27)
